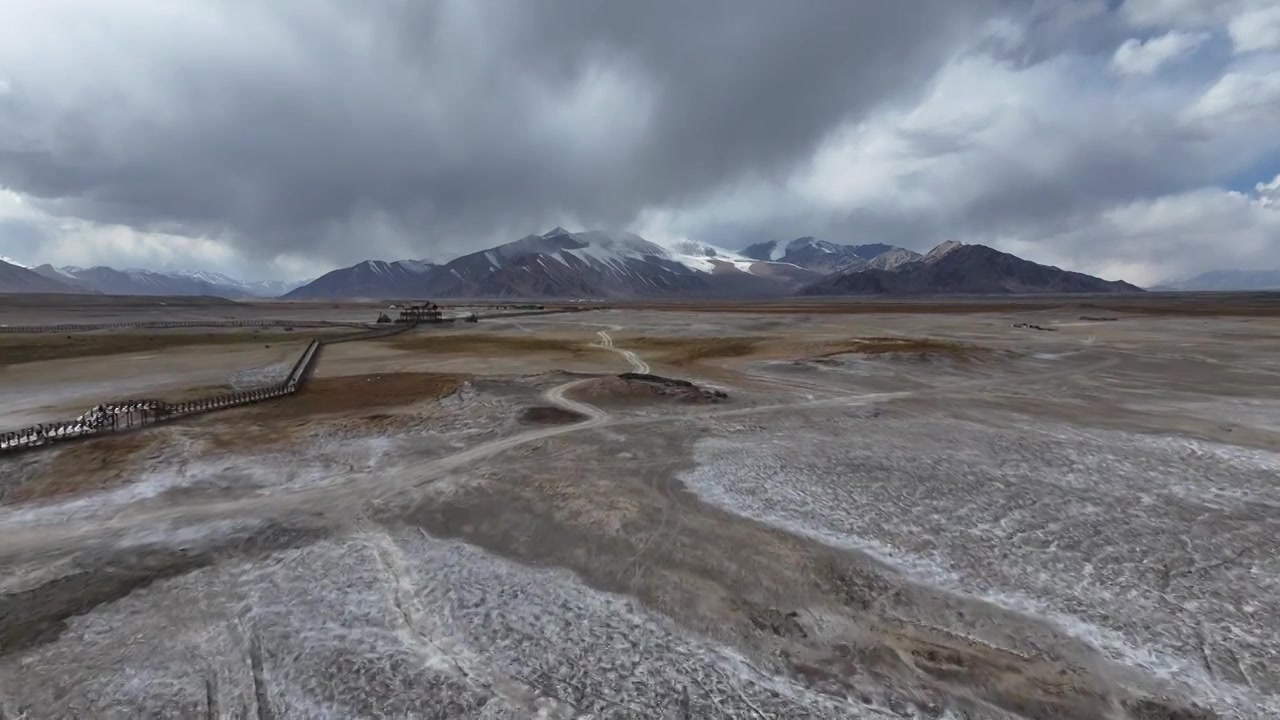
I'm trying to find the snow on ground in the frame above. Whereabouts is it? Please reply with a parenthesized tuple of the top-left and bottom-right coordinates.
(678, 410, 1280, 717)
(1160, 397, 1280, 433)
(228, 361, 293, 390)
(0, 385, 526, 537)
(4, 531, 888, 718)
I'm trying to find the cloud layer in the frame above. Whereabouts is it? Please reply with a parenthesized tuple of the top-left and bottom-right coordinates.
(0, 0, 1277, 285)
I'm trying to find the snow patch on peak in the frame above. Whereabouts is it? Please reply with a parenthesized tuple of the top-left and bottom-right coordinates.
(562, 239, 661, 271)
(739, 239, 791, 262)
(925, 240, 964, 263)
(573, 230, 660, 254)
(655, 237, 760, 274)
(664, 238, 724, 258)
(786, 236, 833, 253)
(356, 260, 389, 272)
(173, 269, 241, 286)
(866, 248, 924, 271)
(123, 267, 161, 277)
(0, 256, 30, 269)
(395, 259, 435, 274)
(39, 265, 80, 279)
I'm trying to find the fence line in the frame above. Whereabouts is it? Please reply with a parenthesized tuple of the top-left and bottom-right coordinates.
(475, 307, 594, 320)
(0, 322, 417, 455)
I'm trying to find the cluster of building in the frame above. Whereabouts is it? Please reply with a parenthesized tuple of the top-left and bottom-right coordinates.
(397, 303, 444, 323)
(380, 303, 445, 324)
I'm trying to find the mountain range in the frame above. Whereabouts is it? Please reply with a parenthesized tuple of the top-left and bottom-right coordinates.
(0, 259, 308, 297)
(0, 258, 84, 294)
(2, 231, 1147, 299)
(1151, 269, 1280, 292)
(284, 228, 823, 300)
(286, 230, 1140, 299)
(740, 237, 917, 274)
(802, 240, 1144, 296)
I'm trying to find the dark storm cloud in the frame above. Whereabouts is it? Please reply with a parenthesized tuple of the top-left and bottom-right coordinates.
(0, 0, 996, 264)
(0, 218, 50, 258)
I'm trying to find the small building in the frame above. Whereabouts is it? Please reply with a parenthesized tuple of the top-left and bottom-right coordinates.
(397, 303, 443, 324)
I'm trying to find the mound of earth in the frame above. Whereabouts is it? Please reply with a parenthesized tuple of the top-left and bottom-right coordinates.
(520, 405, 588, 424)
(796, 339, 986, 367)
(572, 372, 728, 404)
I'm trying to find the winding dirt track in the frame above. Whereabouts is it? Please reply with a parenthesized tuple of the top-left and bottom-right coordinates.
(594, 329, 650, 373)
(0, 333, 1117, 566)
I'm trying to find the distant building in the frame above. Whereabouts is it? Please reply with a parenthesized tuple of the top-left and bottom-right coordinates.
(397, 303, 443, 323)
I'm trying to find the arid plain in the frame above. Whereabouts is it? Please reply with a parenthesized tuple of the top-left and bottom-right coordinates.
(1, 295, 1278, 719)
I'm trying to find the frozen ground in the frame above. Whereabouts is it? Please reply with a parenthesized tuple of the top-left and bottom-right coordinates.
(229, 361, 294, 390)
(681, 412, 1280, 716)
(7, 531, 878, 719)
(1, 304, 1278, 718)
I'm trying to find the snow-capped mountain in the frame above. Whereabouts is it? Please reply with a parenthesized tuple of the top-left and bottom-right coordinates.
(865, 247, 923, 271)
(740, 237, 907, 274)
(0, 256, 31, 269)
(49, 266, 247, 298)
(283, 259, 439, 299)
(1, 258, 87, 294)
(802, 241, 1144, 296)
(31, 264, 98, 292)
(1151, 269, 1280, 291)
(661, 238, 762, 272)
(22, 264, 306, 298)
(33, 264, 80, 280)
(242, 278, 313, 297)
(7, 232, 1146, 300)
(655, 237, 820, 290)
(285, 228, 821, 299)
(171, 269, 243, 287)
(923, 240, 964, 264)
(171, 270, 309, 297)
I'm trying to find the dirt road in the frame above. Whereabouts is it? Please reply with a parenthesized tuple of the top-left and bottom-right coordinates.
(594, 329, 650, 373)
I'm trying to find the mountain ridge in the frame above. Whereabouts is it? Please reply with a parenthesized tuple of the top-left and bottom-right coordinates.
(5, 234, 1145, 300)
(802, 242, 1143, 296)
(1152, 269, 1280, 292)
(285, 228, 821, 299)
(1, 259, 87, 294)
(22, 264, 308, 298)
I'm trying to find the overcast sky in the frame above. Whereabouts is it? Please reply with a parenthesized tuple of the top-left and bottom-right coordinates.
(1, 0, 1277, 285)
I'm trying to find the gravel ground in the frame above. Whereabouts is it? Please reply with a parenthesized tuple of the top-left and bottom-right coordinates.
(1, 305, 1277, 719)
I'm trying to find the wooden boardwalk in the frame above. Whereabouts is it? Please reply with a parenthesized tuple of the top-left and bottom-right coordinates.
(0, 324, 411, 455)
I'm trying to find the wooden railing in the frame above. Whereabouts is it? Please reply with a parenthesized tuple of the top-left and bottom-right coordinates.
(0, 322, 417, 455)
